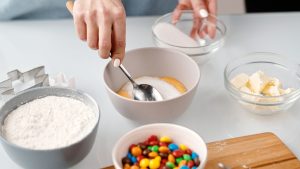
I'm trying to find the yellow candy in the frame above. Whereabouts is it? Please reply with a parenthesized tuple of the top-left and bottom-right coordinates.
(124, 164, 131, 169)
(179, 144, 187, 151)
(155, 156, 161, 162)
(149, 159, 160, 169)
(168, 154, 175, 163)
(174, 167, 179, 169)
(148, 152, 158, 158)
(130, 165, 139, 169)
(160, 136, 172, 143)
(140, 168, 147, 169)
(179, 160, 187, 167)
(139, 158, 150, 168)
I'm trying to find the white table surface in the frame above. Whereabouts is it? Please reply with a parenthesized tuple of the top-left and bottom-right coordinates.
(1, 12, 300, 169)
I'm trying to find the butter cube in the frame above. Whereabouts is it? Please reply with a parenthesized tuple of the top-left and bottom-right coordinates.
(248, 71, 270, 94)
(262, 85, 281, 96)
(230, 73, 249, 89)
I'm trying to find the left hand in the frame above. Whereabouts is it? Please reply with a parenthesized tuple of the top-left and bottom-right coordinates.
(172, 0, 217, 39)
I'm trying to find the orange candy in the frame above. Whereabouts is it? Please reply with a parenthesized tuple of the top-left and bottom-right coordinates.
(131, 146, 142, 157)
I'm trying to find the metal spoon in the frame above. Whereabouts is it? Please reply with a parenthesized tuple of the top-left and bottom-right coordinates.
(118, 64, 163, 101)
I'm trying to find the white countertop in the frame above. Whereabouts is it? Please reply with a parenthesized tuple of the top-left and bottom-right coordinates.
(1, 13, 300, 169)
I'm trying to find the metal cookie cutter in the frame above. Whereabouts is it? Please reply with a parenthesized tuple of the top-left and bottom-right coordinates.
(0, 66, 49, 95)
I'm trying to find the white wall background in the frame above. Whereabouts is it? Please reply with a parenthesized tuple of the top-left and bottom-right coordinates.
(218, 0, 245, 14)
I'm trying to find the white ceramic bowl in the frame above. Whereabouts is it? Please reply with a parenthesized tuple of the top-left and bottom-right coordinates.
(103, 47, 200, 122)
(112, 123, 207, 169)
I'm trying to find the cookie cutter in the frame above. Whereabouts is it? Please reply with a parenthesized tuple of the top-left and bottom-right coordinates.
(0, 66, 49, 95)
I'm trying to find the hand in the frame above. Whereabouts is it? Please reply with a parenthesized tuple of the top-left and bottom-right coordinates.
(72, 0, 126, 67)
(172, 0, 217, 39)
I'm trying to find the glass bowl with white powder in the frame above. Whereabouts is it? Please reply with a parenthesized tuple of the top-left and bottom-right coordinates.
(0, 87, 100, 169)
(224, 52, 300, 115)
(152, 10, 226, 65)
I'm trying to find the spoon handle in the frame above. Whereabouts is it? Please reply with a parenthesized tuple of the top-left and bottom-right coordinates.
(118, 64, 138, 87)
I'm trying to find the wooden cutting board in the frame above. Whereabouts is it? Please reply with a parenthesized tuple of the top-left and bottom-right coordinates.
(103, 132, 300, 169)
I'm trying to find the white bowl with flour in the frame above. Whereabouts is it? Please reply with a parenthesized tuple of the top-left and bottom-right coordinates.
(0, 87, 100, 169)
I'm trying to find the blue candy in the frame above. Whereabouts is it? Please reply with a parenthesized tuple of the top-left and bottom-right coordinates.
(180, 165, 189, 169)
(127, 152, 133, 159)
(191, 152, 199, 160)
(168, 143, 179, 151)
(131, 156, 137, 163)
(192, 167, 197, 169)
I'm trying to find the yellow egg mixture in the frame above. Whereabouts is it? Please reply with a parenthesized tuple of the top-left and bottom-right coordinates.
(117, 76, 187, 100)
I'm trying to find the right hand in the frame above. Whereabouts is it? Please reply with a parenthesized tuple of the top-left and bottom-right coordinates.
(72, 0, 126, 66)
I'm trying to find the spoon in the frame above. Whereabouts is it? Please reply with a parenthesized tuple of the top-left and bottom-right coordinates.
(66, 0, 163, 101)
(118, 64, 163, 101)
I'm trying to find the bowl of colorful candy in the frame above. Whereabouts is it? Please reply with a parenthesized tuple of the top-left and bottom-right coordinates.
(103, 47, 200, 122)
(112, 123, 207, 169)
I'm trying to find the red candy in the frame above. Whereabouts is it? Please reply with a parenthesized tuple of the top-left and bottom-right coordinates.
(187, 160, 194, 168)
(149, 140, 159, 146)
(172, 149, 184, 158)
(185, 148, 192, 155)
(159, 142, 168, 147)
(129, 144, 136, 151)
(137, 155, 144, 162)
(148, 135, 158, 142)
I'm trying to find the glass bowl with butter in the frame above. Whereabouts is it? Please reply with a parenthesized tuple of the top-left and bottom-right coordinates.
(224, 52, 300, 115)
(152, 10, 226, 65)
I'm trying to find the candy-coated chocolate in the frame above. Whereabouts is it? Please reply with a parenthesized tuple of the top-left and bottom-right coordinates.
(143, 149, 151, 156)
(183, 154, 191, 161)
(140, 158, 150, 168)
(130, 165, 139, 169)
(160, 136, 172, 143)
(193, 158, 200, 167)
(159, 142, 168, 147)
(122, 157, 132, 165)
(185, 149, 192, 155)
(137, 155, 144, 162)
(168, 154, 175, 163)
(152, 145, 159, 152)
(159, 146, 169, 153)
(159, 152, 168, 159)
(187, 160, 194, 168)
(155, 156, 161, 162)
(168, 143, 179, 151)
(131, 156, 137, 163)
(166, 162, 175, 169)
(138, 143, 147, 150)
(179, 144, 187, 151)
(149, 159, 160, 169)
(178, 160, 187, 167)
(149, 141, 159, 146)
(148, 135, 159, 142)
(131, 146, 142, 157)
(191, 152, 198, 160)
(179, 165, 189, 169)
(149, 152, 158, 158)
(172, 150, 184, 158)
(175, 157, 183, 164)
(124, 164, 131, 169)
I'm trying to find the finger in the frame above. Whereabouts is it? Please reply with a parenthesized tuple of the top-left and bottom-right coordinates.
(86, 11, 99, 50)
(191, 0, 208, 18)
(98, 15, 112, 59)
(74, 12, 87, 41)
(172, 1, 191, 24)
(190, 12, 201, 39)
(111, 8, 126, 66)
(207, 0, 217, 38)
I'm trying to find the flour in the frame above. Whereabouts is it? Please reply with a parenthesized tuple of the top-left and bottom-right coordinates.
(2, 96, 97, 150)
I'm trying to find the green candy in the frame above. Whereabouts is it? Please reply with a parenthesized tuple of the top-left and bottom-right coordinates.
(166, 162, 175, 169)
(183, 154, 192, 161)
(147, 146, 152, 150)
(151, 145, 159, 152)
(176, 157, 183, 164)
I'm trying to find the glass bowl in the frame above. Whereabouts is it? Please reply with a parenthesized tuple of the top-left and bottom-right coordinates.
(224, 52, 300, 115)
(152, 10, 226, 65)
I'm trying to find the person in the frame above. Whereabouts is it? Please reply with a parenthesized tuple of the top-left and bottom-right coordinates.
(0, 0, 216, 66)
